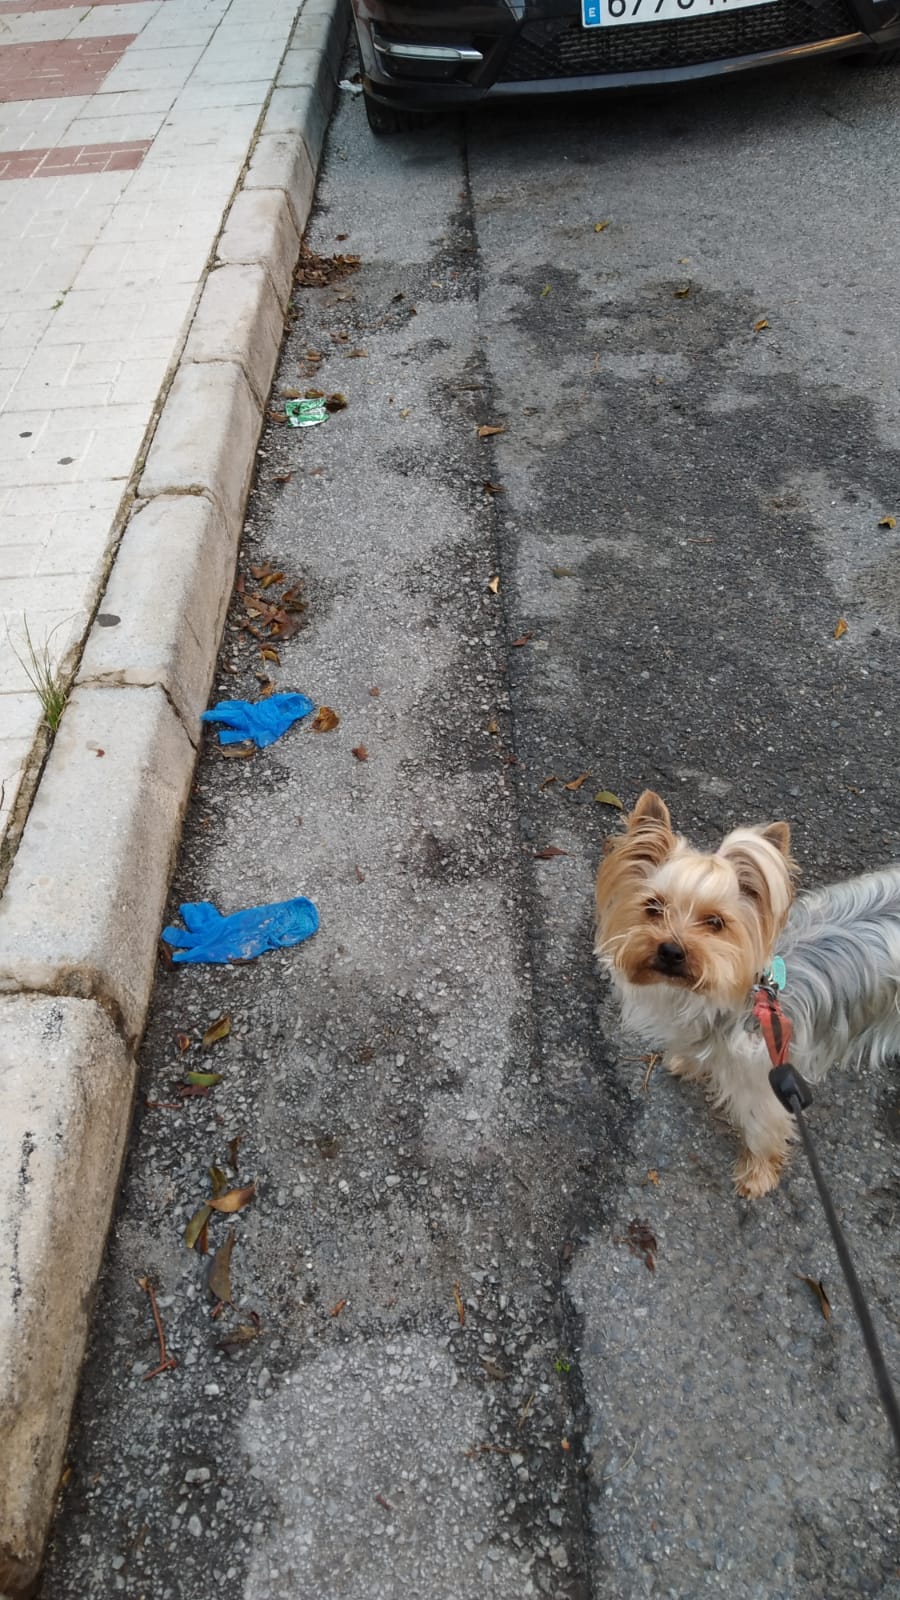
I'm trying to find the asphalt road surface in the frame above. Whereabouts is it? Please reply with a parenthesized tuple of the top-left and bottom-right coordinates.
(42, 56, 900, 1600)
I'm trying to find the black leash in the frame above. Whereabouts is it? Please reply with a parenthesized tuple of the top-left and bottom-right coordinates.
(770, 1063, 900, 1458)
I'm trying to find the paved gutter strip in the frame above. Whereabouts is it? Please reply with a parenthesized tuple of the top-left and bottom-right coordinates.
(0, 1, 348, 1589)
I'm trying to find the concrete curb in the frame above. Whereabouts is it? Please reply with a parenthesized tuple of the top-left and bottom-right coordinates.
(0, 0, 348, 1588)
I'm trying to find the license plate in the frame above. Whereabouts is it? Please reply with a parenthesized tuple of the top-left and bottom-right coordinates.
(582, 0, 777, 26)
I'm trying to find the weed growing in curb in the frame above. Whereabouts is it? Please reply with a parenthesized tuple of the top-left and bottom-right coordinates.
(11, 617, 69, 731)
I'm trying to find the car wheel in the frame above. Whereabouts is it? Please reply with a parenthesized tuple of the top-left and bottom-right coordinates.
(363, 91, 434, 135)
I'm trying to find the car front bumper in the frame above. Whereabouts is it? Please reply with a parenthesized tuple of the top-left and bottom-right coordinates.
(352, 0, 900, 109)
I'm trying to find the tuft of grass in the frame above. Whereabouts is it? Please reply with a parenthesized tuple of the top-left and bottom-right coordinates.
(12, 617, 69, 731)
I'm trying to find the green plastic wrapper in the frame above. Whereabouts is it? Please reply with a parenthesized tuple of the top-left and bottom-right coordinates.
(285, 397, 328, 428)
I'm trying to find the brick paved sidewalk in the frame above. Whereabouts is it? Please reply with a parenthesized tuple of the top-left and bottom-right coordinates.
(0, 0, 305, 837)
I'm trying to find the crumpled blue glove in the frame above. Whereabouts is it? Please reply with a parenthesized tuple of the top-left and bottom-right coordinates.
(200, 693, 314, 749)
(161, 896, 319, 964)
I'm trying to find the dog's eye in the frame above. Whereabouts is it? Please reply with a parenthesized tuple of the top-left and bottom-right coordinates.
(705, 914, 725, 931)
(645, 901, 664, 919)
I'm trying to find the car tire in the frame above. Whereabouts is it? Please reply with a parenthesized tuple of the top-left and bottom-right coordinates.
(363, 91, 434, 135)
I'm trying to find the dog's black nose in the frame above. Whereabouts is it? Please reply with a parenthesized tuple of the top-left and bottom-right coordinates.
(658, 940, 686, 970)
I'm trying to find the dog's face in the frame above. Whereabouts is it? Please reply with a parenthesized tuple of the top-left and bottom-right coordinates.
(595, 791, 796, 1007)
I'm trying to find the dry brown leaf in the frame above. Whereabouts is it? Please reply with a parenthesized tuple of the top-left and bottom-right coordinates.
(488, 575, 500, 594)
(878, 515, 897, 529)
(481, 1357, 509, 1381)
(594, 790, 624, 809)
(797, 1273, 831, 1321)
(511, 632, 532, 648)
(539, 775, 560, 790)
(753, 317, 769, 332)
(209, 1166, 228, 1197)
(325, 392, 348, 413)
(483, 481, 505, 496)
(619, 1218, 658, 1272)
(272, 472, 293, 484)
(202, 1014, 231, 1049)
(351, 745, 369, 761)
(453, 1282, 466, 1326)
(594, 220, 610, 233)
(185, 1204, 212, 1251)
(477, 424, 506, 438)
(312, 706, 340, 733)
(564, 772, 591, 791)
(330, 1298, 347, 1318)
(175, 1032, 192, 1054)
(220, 742, 255, 760)
(534, 845, 569, 859)
(218, 1321, 261, 1353)
(208, 1231, 235, 1303)
(645, 1170, 660, 1186)
(551, 566, 574, 578)
(486, 719, 499, 735)
(673, 284, 691, 299)
(347, 348, 369, 358)
(833, 618, 849, 641)
(208, 1182, 256, 1215)
(260, 646, 281, 664)
(228, 1135, 243, 1172)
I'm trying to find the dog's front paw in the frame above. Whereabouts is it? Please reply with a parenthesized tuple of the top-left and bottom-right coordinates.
(734, 1148, 784, 1199)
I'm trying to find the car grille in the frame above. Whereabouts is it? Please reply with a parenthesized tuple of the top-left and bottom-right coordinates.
(498, 1, 859, 80)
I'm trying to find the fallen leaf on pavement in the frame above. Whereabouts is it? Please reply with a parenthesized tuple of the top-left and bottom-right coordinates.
(208, 1183, 256, 1215)
(347, 348, 369, 358)
(753, 318, 769, 332)
(202, 1014, 231, 1049)
(330, 1298, 347, 1318)
(208, 1231, 235, 1303)
(351, 745, 368, 761)
(595, 790, 624, 809)
(534, 845, 569, 859)
(272, 472, 293, 484)
(220, 742, 255, 760)
(511, 632, 532, 647)
(674, 284, 692, 299)
(295, 245, 360, 287)
(879, 515, 897, 529)
(313, 706, 340, 732)
(325, 392, 348, 413)
(260, 646, 280, 664)
(797, 1273, 831, 1321)
(833, 618, 848, 640)
(488, 575, 500, 593)
(618, 1218, 658, 1272)
(209, 1165, 229, 1197)
(185, 1204, 213, 1251)
(453, 1282, 466, 1326)
(540, 284, 552, 299)
(481, 1357, 509, 1381)
(645, 1170, 660, 1186)
(594, 220, 610, 232)
(551, 566, 573, 578)
(175, 1032, 192, 1054)
(228, 1136, 243, 1172)
(539, 775, 560, 790)
(185, 1071, 222, 1088)
(218, 1320, 262, 1353)
(483, 481, 505, 496)
(477, 424, 506, 438)
(564, 772, 591, 791)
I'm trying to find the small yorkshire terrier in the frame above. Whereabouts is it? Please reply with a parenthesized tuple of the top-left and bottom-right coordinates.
(595, 791, 900, 1198)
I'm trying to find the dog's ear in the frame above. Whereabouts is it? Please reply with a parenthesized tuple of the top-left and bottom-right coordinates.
(628, 790, 672, 833)
(619, 790, 674, 866)
(758, 820, 791, 856)
(719, 828, 797, 915)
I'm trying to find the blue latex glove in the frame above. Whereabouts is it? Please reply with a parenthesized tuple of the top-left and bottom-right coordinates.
(161, 896, 319, 964)
(201, 693, 314, 749)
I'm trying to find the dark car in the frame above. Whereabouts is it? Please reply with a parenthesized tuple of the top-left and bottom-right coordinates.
(350, 0, 900, 131)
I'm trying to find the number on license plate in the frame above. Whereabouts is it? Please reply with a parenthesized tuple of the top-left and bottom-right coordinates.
(583, 0, 778, 26)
